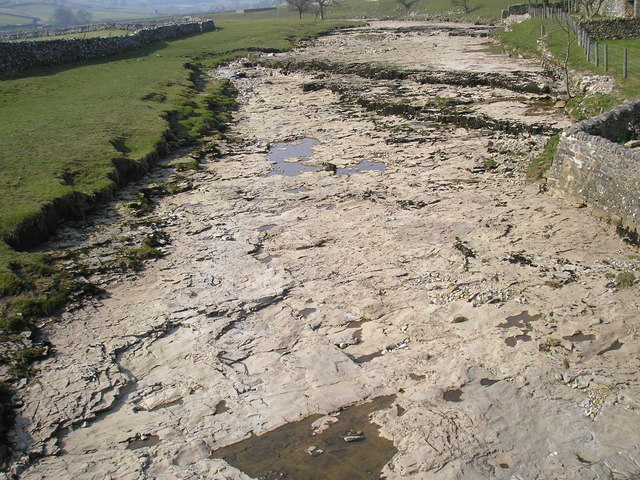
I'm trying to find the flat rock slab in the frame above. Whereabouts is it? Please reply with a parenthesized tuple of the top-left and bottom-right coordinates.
(10, 21, 640, 480)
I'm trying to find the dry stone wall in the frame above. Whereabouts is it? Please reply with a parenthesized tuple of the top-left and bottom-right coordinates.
(580, 18, 640, 39)
(548, 100, 640, 235)
(0, 20, 214, 76)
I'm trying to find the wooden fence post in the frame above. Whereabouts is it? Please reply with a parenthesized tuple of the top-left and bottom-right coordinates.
(604, 44, 608, 72)
(624, 48, 628, 78)
(595, 41, 599, 67)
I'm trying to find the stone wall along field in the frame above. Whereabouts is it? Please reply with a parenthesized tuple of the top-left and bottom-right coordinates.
(0, 20, 214, 77)
(548, 100, 640, 236)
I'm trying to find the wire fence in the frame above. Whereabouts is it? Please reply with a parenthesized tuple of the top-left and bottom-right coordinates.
(527, 5, 640, 79)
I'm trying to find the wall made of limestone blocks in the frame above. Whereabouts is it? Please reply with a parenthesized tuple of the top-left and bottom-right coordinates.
(548, 100, 640, 234)
(0, 19, 214, 77)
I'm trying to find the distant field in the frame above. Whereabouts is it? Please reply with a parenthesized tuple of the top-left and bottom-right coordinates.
(0, 16, 358, 301)
(0, 4, 155, 27)
(25, 29, 132, 40)
(0, 12, 37, 27)
(326, 0, 514, 22)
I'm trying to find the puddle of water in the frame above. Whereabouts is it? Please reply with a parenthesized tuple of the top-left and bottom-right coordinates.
(215, 400, 230, 415)
(286, 187, 311, 194)
(563, 332, 596, 342)
(258, 224, 277, 232)
(300, 308, 317, 318)
(267, 138, 320, 177)
(480, 378, 500, 386)
(443, 389, 464, 402)
(497, 311, 542, 330)
(337, 160, 386, 176)
(409, 373, 426, 381)
(504, 333, 532, 347)
(353, 351, 383, 364)
(211, 395, 398, 480)
(126, 434, 161, 450)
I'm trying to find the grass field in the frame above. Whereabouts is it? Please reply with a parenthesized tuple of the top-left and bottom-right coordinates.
(24, 29, 133, 40)
(495, 18, 640, 104)
(325, 0, 514, 22)
(0, 17, 357, 306)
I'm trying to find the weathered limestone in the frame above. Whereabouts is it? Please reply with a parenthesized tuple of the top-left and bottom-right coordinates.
(6, 22, 640, 480)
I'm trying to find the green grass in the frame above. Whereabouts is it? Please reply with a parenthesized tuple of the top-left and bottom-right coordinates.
(495, 18, 640, 101)
(25, 29, 132, 41)
(325, 0, 514, 22)
(527, 133, 559, 180)
(0, 16, 357, 310)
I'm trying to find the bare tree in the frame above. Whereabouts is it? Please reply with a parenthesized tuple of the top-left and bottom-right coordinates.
(396, 0, 420, 11)
(554, 11, 577, 97)
(287, 0, 312, 18)
(314, 0, 339, 20)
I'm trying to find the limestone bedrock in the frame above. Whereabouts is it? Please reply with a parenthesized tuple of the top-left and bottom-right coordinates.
(10, 21, 640, 480)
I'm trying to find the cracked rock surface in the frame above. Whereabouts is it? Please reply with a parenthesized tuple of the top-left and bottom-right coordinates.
(9, 21, 640, 480)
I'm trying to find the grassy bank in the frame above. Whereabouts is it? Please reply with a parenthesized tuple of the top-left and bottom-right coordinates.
(495, 18, 640, 110)
(0, 16, 356, 317)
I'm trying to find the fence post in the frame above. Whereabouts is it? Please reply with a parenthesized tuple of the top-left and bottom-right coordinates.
(595, 41, 599, 66)
(624, 48, 628, 78)
(586, 36, 590, 61)
(604, 44, 608, 72)
(541, 24, 545, 37)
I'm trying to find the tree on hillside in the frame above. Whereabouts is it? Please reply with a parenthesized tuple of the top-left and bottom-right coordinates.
(314, 0, 339, 20)
(287, 0, 312, 18)
(50, 7, 74, 25)
(452, 0, 470, 13)
(396, 0, 420, 10)
(75, 9, 93, 24)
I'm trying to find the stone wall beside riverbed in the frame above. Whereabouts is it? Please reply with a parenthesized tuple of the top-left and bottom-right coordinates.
(0, 20, 214, 77)
(548, 99, 640, 236)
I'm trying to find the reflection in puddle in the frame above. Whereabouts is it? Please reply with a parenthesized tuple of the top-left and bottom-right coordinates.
(337, 160, 386, 175)
(258, 224, 277, 232)
(267, 138, 320, 177)
(443, 389, 464, 402)
(211, 395, 397, 480)
(126, 434, 161, 450)
(319, 203, 336, 210)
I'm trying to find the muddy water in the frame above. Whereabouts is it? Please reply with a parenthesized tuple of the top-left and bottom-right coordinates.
(211, 396, 397, 480)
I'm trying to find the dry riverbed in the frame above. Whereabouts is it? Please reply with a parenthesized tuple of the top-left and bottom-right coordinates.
(6, 21, 640, 480)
